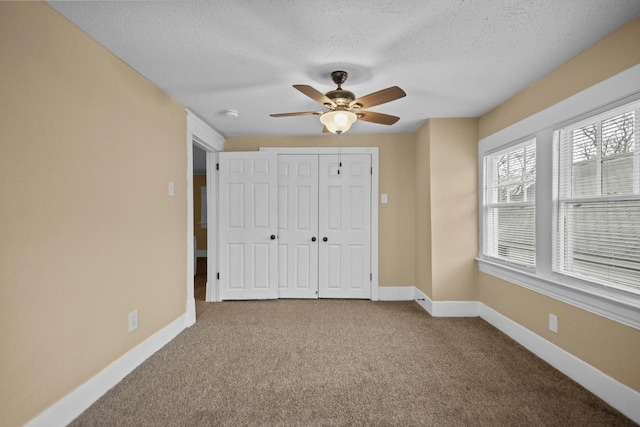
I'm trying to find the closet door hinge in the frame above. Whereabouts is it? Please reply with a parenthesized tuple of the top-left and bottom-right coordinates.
(370, 273, 372, 281)
(371, 167, 373, 175)
(216, 163, 219, 171)
(217, 272, 220, 280)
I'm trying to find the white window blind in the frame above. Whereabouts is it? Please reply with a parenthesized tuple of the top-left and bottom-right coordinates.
(554, 100, 640, 290)
(483, 138, 536, 267)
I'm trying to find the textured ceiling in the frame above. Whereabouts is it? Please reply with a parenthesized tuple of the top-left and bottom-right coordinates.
(49, 1, 640, 138)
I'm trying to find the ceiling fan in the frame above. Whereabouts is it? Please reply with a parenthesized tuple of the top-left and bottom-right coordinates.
(270, 70, 406, 134)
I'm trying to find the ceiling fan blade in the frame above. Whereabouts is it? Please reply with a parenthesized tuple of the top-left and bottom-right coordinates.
(270, 111, 323, 117)
(357, 111, 400, 125)
(350, 86, 406, 109)
(293, 85, 336, 107)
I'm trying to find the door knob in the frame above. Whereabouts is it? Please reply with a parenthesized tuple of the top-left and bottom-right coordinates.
(311, 237, 317, 242)
(322, 237, 328, 242)
(270, 235, 276, 240)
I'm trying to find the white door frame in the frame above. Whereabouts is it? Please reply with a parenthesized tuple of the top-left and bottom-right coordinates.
(261, 147, 379, 301)
(186, 110, 224, 324)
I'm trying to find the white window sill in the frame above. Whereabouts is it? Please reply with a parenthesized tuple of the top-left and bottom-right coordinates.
(476, 257, 640, 330)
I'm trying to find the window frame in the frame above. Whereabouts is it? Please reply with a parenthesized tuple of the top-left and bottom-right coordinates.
(477, 65, 640, 330)
(482, 137, 537, 269)
(554, 101, 640, 291)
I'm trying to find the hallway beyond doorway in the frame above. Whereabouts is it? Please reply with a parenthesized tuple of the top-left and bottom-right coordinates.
(194, 257, 206, 301)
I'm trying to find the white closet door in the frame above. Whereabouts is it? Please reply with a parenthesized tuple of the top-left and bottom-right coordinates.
(318, 154, 372, 299)
(277, 155, 319, 298)
(218, 151, 278, 300)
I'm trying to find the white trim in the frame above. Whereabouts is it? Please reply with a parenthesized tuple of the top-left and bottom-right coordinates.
(479, 65, 640, 153)
(378, 286, 415, 301)
(205, 151, 219, 302)
(412, 288, 479, 317)
(187, 111, 224, 152)
(259, 147, 380, 301)
(411, 288, 640, 422)
(261, 147, 378, 155)
(370, 149, 380, 302)
(478, 259, 640, 329)
(477, 66, 640, 330)
(414, 287, 433, 315)
(432, 301, 480, 317)
(479, 304, 640, 425)
(25, 314, 187, 427)
(186, 110, 224, 315)
(185, 126, 196, 326)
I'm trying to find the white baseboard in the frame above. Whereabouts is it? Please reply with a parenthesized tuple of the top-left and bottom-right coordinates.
(413, 288, 478, 317)
(414, 287, 433, 314)
(186, 297, 196, 327)
(25, 313, 187, 427)
(411, 288, 639, 422)
(23, 296, 639, 426)
(195, 250, 207, 258)
(379, 286, 415, 301)
(479, 304, 640, 424)
(432, 300, 479, 317)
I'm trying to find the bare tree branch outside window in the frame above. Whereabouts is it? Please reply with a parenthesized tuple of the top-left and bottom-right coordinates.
(573, 112, 635, 161)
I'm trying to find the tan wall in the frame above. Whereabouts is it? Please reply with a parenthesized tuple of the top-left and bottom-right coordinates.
(193, 175, 207, 251)
(414, 119, 478, 301)
(480, 17, 640, 140)
(480, 273, 640, 391)
(225, 134, 416, 287)
(0, 3, 187, 426)
(478, 18, 640, 392)
(414, 122, 433, 298)
(429, 119, 478, 301)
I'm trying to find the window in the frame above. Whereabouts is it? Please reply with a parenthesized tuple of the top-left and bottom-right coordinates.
(478, 69, 640, 328)
(483, 138, 536, 267)
(555, 100, 640, 290)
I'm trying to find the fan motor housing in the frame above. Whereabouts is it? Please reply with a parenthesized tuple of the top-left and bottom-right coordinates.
(326, 89, 355, 107)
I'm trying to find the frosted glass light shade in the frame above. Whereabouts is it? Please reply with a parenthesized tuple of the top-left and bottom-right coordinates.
(320, 110, 357, 134)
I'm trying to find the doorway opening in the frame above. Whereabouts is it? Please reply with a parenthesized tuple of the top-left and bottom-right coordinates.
(193, 144, 208, 301)
(186, 111, 224, 325)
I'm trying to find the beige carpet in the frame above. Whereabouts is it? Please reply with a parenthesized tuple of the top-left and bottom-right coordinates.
(70, 300, 633, 426)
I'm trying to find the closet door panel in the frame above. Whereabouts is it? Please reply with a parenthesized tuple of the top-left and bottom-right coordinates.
(318, 154, 371, 299)
(277, 155, 319, 298)
(218, 151, 278, 300)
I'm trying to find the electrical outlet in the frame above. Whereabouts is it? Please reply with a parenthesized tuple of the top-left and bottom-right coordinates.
(549, 313, 558, 333)
(129, 310, 138, 332)
(168, 182, 175, 197)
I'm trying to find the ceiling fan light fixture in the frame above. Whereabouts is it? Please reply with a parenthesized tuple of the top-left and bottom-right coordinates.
(320, 110, 357, 134)
(270, 70, 405, 133)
